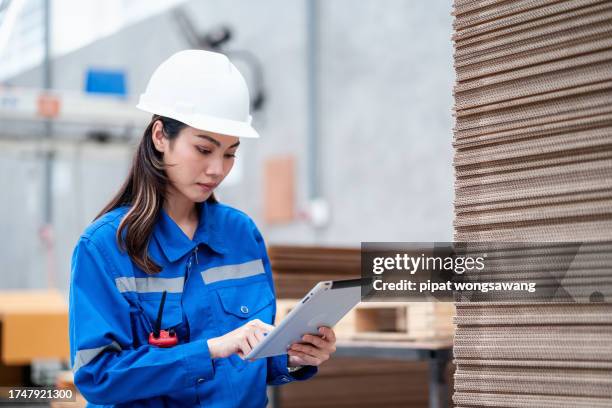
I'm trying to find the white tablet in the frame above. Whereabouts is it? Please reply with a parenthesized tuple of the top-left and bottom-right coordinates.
(245, 278, 363, 360)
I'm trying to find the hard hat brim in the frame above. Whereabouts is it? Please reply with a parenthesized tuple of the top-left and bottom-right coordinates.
(136, 101, 260, 139)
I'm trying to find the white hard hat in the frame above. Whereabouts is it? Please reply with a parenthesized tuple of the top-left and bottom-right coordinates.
(136, 49, 259, 138)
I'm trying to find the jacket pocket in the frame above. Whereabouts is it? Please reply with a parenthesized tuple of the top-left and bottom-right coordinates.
(122, 293, 184, 348)
(216, 279, 274, 323)
(138, 295, 184, 331)
(215, 279, 275, 370)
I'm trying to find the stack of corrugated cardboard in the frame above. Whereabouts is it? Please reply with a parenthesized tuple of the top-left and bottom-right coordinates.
(452, 0, 612, 406)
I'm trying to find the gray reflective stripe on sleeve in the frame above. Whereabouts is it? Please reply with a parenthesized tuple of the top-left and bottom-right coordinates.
(201, 259, 265, 284)
(72, 341, 122, 373)
(114, 276, 184, 293)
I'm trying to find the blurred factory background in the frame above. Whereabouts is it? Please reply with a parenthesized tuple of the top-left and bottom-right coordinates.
(0, 0, 455, 406)
(1, 0, 454, 293)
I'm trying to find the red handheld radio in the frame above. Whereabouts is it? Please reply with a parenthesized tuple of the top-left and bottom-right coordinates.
(148, 290, 179, 347)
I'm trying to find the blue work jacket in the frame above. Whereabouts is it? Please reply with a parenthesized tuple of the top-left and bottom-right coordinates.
(69, 200, 317, 407)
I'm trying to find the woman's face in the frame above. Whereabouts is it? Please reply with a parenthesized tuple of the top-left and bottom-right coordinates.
(152, 120, 240, 203)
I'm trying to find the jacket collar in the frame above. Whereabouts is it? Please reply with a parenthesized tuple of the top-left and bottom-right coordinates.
(153, 200, 227, 263)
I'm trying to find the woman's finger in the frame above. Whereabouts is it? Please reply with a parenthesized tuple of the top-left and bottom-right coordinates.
(239, 338, 252, 358)
(253, 329, 266, 343)
(246, 331, 259, 350)
(291, 343, 328, 361)
(252, 319, 275, 333)
(288, 350, 321, 366)
(302, 334, 329, 349)
(319, 326, 336, 343)
(306, 332, 336, 353)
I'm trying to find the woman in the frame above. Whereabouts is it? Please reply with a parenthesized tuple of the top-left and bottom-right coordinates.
(69, 50, 336, 407)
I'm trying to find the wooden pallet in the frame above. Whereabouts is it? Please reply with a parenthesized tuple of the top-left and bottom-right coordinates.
(275, 299, 455, 341)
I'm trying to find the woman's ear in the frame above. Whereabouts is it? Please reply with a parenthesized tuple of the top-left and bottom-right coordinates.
(151, 120, 167, 153)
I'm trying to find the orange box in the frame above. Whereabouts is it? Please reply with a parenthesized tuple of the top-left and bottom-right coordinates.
(0, 290, 69, 365)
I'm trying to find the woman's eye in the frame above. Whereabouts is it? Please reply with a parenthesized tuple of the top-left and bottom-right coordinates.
(196, 147, 211, 155)
(225, 153, 236, 158)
